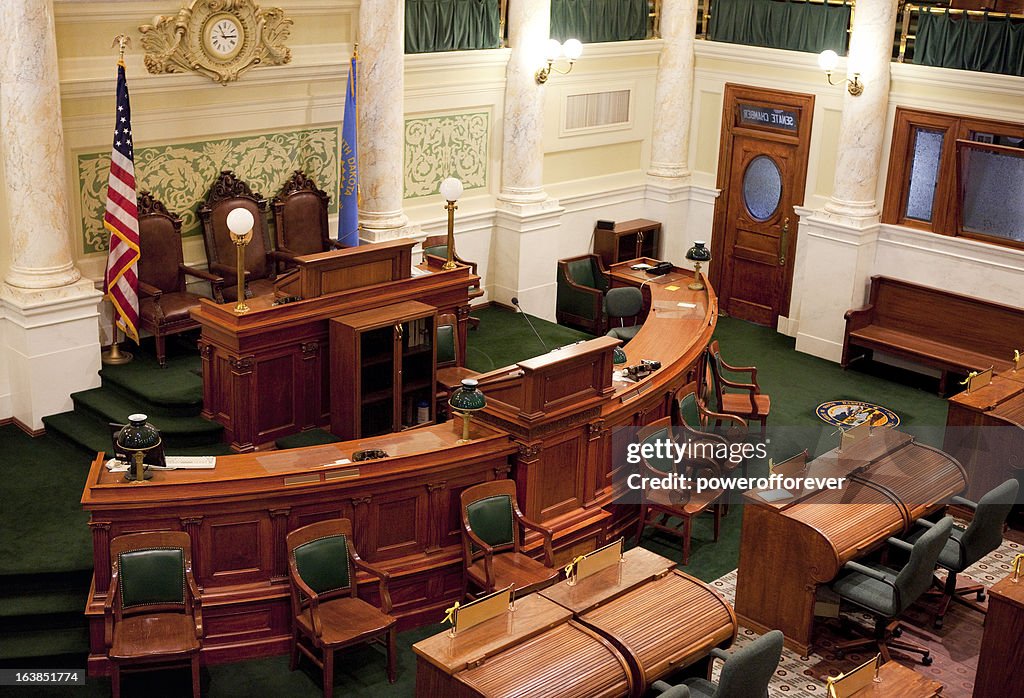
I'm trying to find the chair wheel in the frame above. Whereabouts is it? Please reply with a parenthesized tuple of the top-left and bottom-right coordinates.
(893, 627, 903, 637)
(922, 654, 933, 666)
(934, 617, 944, 629)
(977, 591, 986, 602)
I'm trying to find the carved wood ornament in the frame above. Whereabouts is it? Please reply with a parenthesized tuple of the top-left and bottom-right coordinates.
(139, 0, 292, 85)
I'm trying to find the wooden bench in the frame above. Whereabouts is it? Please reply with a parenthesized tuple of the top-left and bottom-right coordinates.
(842, 276, 1024, 394)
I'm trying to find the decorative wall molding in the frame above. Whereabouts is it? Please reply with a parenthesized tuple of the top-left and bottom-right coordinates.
(76, 127, 338, 255)
(404, 112, 489, 199)
(878, 224, 1024, 273)
(54, 0, 357, 23)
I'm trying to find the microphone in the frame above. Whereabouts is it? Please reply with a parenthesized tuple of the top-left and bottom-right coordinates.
(510, 297, 549, 352)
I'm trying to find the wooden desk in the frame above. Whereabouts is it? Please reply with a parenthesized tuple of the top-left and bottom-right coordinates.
(973, 574, 1024, 697)
(540, 547, 676, 614)
(191, 239, 477, 451)
(849, 661, 942, 696)
(945, 372, 1024, 505)
(412, 594, 636, 698)
(734, 430, 968, 655)
(81, 421, 517, 674)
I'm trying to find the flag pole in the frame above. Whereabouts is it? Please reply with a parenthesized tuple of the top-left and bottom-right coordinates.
(101, 34, 134, 366)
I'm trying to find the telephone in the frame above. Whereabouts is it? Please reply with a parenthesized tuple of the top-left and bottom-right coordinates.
(646, 261, 674, 276)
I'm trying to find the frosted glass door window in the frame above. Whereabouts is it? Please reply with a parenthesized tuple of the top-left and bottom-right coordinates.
(742, 155, 782, 221)
(961, 146, 1024, 243)
(905, 129, 944, 222)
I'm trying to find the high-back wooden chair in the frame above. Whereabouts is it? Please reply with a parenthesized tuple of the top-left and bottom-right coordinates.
(137, 191, 223, 366)
(271, 170, 342, 271)
(105, 531, 202, 698)
(460, 479, 558, 599)
(706, 340, 771, 437)
(286, 518, 397, 697)
(197, 170, 276, 302)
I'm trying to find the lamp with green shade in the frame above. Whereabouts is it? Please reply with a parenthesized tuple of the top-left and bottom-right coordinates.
(685, 241, 711, 291)
(116, 414, 162, 483)
(613, 346, 627, 366)
(449, 379, 486, 443)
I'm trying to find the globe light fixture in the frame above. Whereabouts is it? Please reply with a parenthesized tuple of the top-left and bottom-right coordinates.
(226, 207, 255, 314)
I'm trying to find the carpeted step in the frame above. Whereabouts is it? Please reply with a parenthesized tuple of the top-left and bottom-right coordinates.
(275, 428, 341, 450)
(98, 350, 204, 412)
(0, 626, 89, 661)
(0, 571, 91, 618)
(43, 411, 233, 458)
(70, 388, 222, 448)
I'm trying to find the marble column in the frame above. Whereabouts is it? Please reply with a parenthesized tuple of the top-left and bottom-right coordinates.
(498, 0, 551, 205)
(357, 0, 413, 240)
(647, 0, 697, 180)
(1, 0, 80, 289)
(824, 0, 898, 220)
(0, 0, 102, 430)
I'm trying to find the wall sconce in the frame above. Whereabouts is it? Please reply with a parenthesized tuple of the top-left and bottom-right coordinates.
(536, 38, 583, 84)
(439, 177, 464, 271)
(817, 50, 863, 96)
(226, 207, 255, 314)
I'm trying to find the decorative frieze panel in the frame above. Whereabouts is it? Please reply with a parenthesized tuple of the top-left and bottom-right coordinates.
(404, 112, 488, 198)
(77, 127, 338, 254)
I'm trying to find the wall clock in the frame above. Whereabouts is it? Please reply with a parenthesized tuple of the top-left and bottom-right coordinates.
(140, 0, 292, 85)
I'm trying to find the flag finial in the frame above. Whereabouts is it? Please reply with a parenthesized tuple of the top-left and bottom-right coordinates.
(111, 34, 132, 64)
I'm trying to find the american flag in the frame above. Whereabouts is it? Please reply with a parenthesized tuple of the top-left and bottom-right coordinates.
(103, 59, 140, 344)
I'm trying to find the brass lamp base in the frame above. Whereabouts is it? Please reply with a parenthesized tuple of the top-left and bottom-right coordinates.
(688, 262, 705, 291)
(101, 342, 133, 365)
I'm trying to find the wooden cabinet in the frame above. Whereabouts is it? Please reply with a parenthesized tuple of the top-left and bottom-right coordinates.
(593, 218, 661, 267)
(974, 574, 1024, 697)
(330, 300, 437, 439)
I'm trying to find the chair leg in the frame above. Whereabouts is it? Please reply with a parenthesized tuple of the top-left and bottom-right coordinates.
(635, 505, 648, 546)
(191, 653, 201, 698)
(713, 503, 721, 542)
(156, 335, 167, 367)
(322, 647, 334, 698)
(681, 517, 692, 566)
(111, 664, 120, 698)
(387, 627, 397, 683)
(289, 627, 300, 671)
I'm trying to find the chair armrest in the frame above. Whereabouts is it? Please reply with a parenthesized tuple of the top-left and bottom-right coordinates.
(717, 375, 760, 393)
(267, 249, 298, 264)
(209, 262, 248, 281)
(288, 564, 324, 638)
(844, 305, 875, 331)
(913, 518, 935, 529)
(842, 560, 893, 583)
(180, 264, 222, 284)
(652, 683, 691, 698)
(718, 356, 758, 378)
(185, 566, 203, 638)
(518, 515, 555, 566)
(103, 568, 119, 648)
(950, 495, 977, 511)
(328, 239, 346, 250)
(886, 537, 914, 553)
(352, 557, 393, 614)
(697, 402, 749, 429)
(709, 647, 730, 662)
(138, 280, 162, 300)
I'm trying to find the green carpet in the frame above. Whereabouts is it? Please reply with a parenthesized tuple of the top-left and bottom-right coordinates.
(0, 314, 952, 695)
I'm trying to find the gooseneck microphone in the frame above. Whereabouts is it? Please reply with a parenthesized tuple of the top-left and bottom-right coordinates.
(510, 297, 549, 352)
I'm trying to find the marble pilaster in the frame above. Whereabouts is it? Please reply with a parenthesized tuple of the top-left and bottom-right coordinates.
(498, 0, 551, 204)
(357, 0, 415, 240)
(1, 0, 80, 289)
(823, 0, 898, 221)
(647, 0, 697, 180)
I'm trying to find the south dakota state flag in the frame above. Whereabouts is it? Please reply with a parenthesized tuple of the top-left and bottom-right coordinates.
(338, 50, 359, 246)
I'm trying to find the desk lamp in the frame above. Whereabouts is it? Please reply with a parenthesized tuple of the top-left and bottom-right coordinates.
(439, 177, 464, 270)
(116, 414, 162, 483)
(226, 207, 255, 314)
(449, 378, 486, 443)
(685, 241, 711, 291)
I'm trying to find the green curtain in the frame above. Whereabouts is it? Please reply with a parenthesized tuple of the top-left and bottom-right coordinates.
(405, 0, 500, 54)
(709, 0, 851, 55)
(550, 0, 649, 43)
(915, 12, 1024, 77)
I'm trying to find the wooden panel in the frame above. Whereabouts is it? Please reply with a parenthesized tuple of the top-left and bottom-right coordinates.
(974, 576, 1024, 697)
(371, 492, 427, 559)
(536, 432, 587, 520)
(254, 351, 298, 440)
(203, 514, 272, 585)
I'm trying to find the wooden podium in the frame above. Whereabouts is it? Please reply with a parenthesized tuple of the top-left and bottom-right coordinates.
(191, 240, 478, 451)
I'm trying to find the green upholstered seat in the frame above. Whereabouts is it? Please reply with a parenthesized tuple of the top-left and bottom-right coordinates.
(437, 323, 457, 365)
(652, 629, 784, 698)
(556, 254, 608, 335)
(830, 516, 953, 664)
(466, 494, 514, 549)
(119, 548, 185, 609)
(293, 535, 351, 595)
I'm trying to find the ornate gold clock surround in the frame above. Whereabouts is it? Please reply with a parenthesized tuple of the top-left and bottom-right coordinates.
(139, 0, 292, 85)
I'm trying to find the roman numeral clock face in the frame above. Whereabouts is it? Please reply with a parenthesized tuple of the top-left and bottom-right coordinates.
(204, 15, 243, 61)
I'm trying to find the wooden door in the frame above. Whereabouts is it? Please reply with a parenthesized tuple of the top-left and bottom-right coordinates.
(711, 85, 813, 327)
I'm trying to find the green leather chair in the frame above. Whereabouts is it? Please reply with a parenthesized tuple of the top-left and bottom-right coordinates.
(105, 531, 203, 698)
(423, 234, 482, 328)
(634, 417, 724, 565)
(910, 478, 1019, 627)
(831, 516, 954, 665)
(652, 629, 784, 697)
(287, 518, 397, 697)
(436, 312, 478, 419)
(604, 287, 643, 341)
(460, 479, 559, 599)
(556, 254, 609, 335)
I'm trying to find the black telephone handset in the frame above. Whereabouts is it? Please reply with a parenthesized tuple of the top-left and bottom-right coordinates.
(646, 261, 674, 276)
